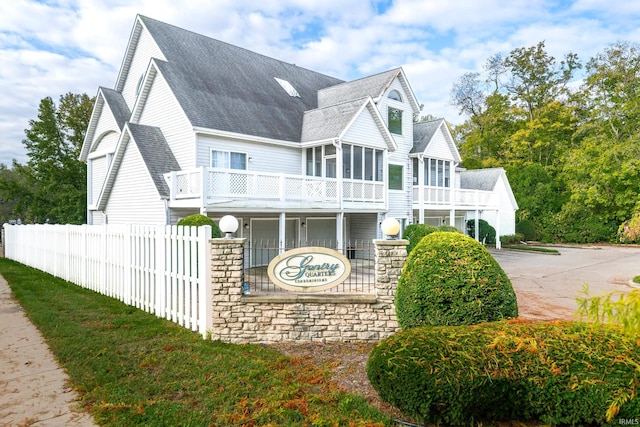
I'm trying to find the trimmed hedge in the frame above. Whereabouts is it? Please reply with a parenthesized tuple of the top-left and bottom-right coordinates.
(401, 224, 438, 254)
(177, 214, 222, 238)
(367, 320, 640, 426)
(395, 232, 518, 328)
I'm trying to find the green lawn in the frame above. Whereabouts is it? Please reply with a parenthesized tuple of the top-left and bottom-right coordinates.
(0, 258, 392, 426)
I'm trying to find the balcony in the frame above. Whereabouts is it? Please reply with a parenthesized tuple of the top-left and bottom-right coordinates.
(165, 167, 386, 211)
(412, 185, 495, 210)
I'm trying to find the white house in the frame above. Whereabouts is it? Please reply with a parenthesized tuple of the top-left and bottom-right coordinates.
(80, 15, 518, 251)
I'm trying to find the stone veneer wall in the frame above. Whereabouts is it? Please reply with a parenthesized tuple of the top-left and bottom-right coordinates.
(209, 238, 408, 344)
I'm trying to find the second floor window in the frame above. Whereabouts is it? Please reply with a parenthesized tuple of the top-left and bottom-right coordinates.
(342, 144, 383, 181)
(211, 150, 246, 170)
(388, 107, 402, 135)
(388, 164, 404, 190)
(413, 158, 452, 188)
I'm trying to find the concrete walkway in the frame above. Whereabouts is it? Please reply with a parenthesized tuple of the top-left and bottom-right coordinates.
(0, 276, 96, 427)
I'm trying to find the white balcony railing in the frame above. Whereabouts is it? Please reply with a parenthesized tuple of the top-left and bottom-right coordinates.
(413, 186, 495, 209)
(166, 167, 385, 207)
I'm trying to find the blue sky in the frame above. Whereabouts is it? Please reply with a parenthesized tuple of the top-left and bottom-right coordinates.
(1, 0, 639, 166)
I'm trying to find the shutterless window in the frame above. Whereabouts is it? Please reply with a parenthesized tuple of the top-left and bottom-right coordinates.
(365, 148, 374, 180)
(343, 144, 351, 178)
(388, 107, 402, 135)
(388, 90, 402, 102)
(375, 150, 384, 181)
(353, 146, 363, 179)
(388, 164, 403, 190)
(412, 158, 419, 185)
(212, 150, 246, 170)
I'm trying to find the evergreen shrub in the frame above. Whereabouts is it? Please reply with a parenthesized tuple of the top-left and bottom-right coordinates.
(177, 214, 221, 238)
(366, 320, 640, 426)
(516, 219, 537, 241)
(500, 233, 525, 246)
(437, 224, 460, 233)
(401, 223, 438, 254)
(395, 232, 517, 328)
(467, 219, 496, 245)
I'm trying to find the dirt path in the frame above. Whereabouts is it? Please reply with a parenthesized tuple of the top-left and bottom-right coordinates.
(0, 276, 97, 427)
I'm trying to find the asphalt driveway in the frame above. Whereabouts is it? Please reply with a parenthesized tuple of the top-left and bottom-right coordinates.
(489, 245, 640, 321)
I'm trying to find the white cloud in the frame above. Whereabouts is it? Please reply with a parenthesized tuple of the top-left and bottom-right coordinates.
(1, 0, 640, 165)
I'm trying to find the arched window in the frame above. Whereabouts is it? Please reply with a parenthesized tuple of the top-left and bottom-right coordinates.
(388, 90, 402, 102)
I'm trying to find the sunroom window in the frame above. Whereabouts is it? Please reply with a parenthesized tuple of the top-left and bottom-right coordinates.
(388, 107, 402, 135)
(211, 150, 247, 170)
(342, 143, 384, 182)
(422, 158, 451, 187)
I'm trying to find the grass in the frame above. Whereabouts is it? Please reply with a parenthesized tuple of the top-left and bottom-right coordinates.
(501, 244, 560, 254)
(0, 258, 392, 426)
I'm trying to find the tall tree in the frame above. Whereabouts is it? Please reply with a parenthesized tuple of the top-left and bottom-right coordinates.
(558, 42, 640, 242)
(0, 93, 93, 224)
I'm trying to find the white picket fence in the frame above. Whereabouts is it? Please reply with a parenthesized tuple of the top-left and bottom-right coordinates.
(3, 224, 212, 337)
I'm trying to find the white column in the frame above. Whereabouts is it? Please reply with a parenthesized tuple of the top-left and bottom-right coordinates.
(336, 212, 344, 252)
(279, 212, 286, 254)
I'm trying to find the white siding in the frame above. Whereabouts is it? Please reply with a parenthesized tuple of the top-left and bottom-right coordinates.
(90, 211, 106, 225)
(424, 126, 456, 161)
(90, 156, 108, 205)
(105, 140, 166, 225)
(342, 109, 388, 149)
(91, 106, 120, 152)
(121, 27, 165, 112)
(197, 135, 301, 174)
(137, 73, 193, 169)
(377, 78, 414, 221)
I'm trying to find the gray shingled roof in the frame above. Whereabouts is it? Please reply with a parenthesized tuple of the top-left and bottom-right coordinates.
(101, 87, 130, 130)
(127, 123, 180, 198)
(411, 119, 443, 154)
(459, 168, 503, 191)
(140, 15, 344, 142)
(301, 98, 369, 142)
(317, 69, 400, 108)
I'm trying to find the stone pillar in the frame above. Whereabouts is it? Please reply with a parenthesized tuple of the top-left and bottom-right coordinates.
(209, 238, 245, 341)
(373, 239, 409, 335)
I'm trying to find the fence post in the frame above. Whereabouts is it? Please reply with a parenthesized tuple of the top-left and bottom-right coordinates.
(208, 237, 246, 341)
(198, 226, 212, 338)
(373, 238, 408, 335)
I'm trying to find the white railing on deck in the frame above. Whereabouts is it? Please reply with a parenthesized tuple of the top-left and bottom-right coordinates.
(3, 224, 212, 338)
(168, 168, 384, 204)
(412, 186, 494, 208)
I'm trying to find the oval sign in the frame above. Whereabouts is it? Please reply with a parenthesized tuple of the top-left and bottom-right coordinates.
(267, 247, 352, 292)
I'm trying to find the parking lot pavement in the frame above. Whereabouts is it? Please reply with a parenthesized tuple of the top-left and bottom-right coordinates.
(490, 245, 640, 321)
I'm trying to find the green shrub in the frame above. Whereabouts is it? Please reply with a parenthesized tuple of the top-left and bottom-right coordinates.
(395, 232, 518, 328)
(437, 224, 460, 233)
(466, 219, 496, 245)
(177, 214, 221, 238)
(515, 219, 537, 241)
(500, 233, 525, 246)
(366, 320, 640, 426)
(401, 223, 438, 254)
